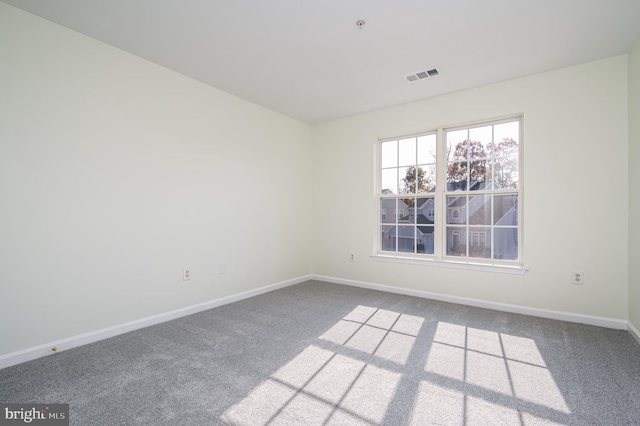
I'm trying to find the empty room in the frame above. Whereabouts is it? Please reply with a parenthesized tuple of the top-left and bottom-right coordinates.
(1, 1, 640, 425)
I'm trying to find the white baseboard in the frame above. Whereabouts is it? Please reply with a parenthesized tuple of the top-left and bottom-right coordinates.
(312, 274, 629, 330)
(0, 274, 312, 370)
(629, 322, 640, 346)
(2, 273, 631, 370)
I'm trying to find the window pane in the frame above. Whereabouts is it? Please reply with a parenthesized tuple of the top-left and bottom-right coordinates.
(469, 195, 491, 225)
(494, 194, 518, 226)
(380, 198, 396, 224)
(417, 134, 436, 164)
(446, 227, 467, 257)
(492, 138, 519, 157)
(493, 156, 519, 189)
(494, 228, 518, 260)
(402, 198, 415, 221)
(397, 225, 416, 253)
(469, 159, 488, 190)
(381, 168, 398, 194)
(381, 141, 397, 168)
(485, 160, 495, 189)
(469, 227, 491, 259)
(416, 197, 436, 253)
(447, 130, 467, 161)
(447, 161, 468, 187)
(396, 206, 407, 221)
(402, 165, 435, 193)
(381, 225, 396, 252)
(469, 125, 493, 156)
(494, 121, 519, 145)
(447, 196, 467, 225)
(417, 226, 434, 254)
(467, 139, 489, 161)
(399, 166, 414, 194)
(414, 197, 435, 225)
(398, 138, 416, 166)
(416, 164, 436, 192)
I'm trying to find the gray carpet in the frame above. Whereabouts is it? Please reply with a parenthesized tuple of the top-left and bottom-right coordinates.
(1, 280, 639, 425)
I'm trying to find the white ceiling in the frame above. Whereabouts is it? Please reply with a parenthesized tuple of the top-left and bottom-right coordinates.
(4, 0, 640, 124)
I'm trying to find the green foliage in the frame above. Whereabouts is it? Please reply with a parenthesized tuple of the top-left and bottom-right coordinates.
(490, 138, 519, 189)
(446, 138, 518, 188)
(402, 166, 435, 194)
(447, 140, 487, 183)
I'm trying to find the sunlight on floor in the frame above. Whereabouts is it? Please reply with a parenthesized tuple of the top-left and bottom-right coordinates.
(222, 344, 401, 425)
(222, 307, 571, 425)
(320, 306, 423, 365)
(222, 305, 417, 425)
(416, 321, 571, 425)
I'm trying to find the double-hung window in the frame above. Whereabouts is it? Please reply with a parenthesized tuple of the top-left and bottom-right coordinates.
(377, 116, 523, 270)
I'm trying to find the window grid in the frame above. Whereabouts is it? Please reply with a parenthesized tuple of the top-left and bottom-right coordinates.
(378, 116, 522, 266)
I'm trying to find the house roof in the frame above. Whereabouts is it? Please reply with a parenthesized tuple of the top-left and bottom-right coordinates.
(416, 215, 434, 234)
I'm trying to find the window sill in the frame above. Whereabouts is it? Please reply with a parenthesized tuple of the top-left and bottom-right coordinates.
(370, 254, 528, 275)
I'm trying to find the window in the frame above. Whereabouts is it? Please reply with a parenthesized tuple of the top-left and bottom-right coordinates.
(469, 231, 487, 246)
(377, 116, 522, 269)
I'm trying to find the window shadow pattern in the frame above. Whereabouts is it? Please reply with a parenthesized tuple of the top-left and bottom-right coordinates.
(223, 306, 573, 426)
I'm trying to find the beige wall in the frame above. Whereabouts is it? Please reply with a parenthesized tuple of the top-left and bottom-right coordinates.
(629, 37, 640, 332)
(312, 56, 629, 320)
(0, 3, 312, 356)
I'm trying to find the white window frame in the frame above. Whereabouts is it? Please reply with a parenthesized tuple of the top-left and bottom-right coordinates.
(373, 115, 526, 274)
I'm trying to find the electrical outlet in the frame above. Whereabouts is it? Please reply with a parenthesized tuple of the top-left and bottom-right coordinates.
(349, 253, 355, 262)
(572, 271, 583, 285)
(183, 267, 191, 281)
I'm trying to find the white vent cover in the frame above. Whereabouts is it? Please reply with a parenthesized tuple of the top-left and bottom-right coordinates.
(404, 68, 439, 83)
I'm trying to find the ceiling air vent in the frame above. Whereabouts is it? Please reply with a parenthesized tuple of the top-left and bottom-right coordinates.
(404, 68, 439, 83)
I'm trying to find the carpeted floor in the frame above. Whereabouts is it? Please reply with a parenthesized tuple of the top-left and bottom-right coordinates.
(1, 280, 639, 425)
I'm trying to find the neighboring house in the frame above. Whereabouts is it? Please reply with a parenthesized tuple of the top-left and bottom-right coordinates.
(380, 190, 409, 224)
(415, 198, 436, 253)
(382, 180, 518, 259)
(381, 197, 435, 254)
(493, 197, 518, 260)
(445, 180, 518, 259)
